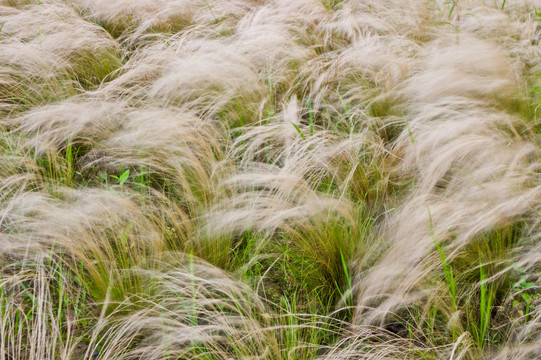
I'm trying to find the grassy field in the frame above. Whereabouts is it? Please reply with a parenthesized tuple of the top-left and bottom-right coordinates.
(1, 0, 541, 359)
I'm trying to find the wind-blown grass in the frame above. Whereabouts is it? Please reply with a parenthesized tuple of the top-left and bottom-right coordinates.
(2, 0, 541, 359)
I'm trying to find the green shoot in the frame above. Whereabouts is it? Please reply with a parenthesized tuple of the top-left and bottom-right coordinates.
(110, 169, 130, 186)
(290, 122, 306, 140)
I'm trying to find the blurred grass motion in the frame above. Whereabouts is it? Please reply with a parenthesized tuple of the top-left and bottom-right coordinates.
(1, 0, 541, 359)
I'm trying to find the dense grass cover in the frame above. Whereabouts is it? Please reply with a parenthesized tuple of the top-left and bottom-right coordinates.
(1, 0, 541, 359)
